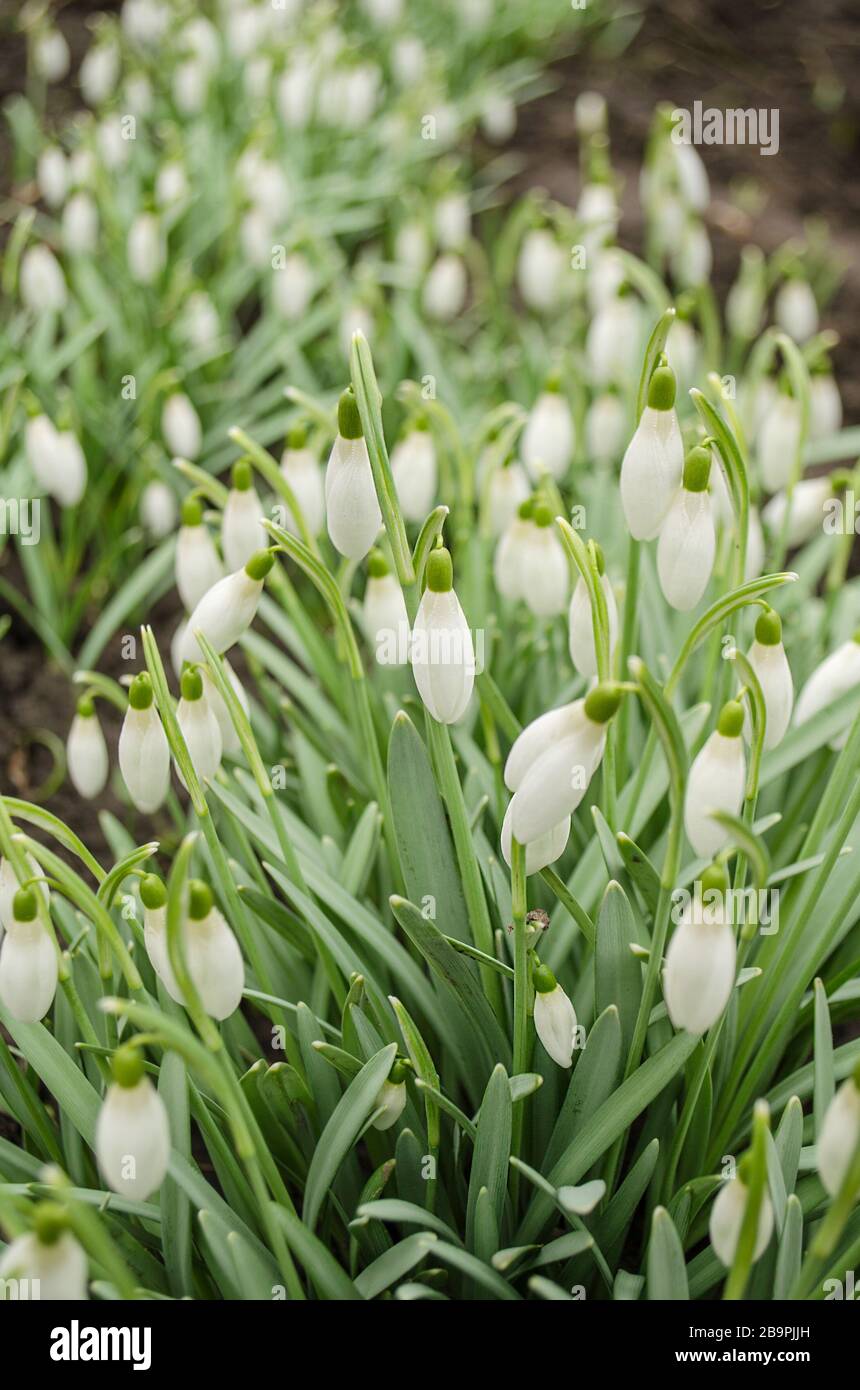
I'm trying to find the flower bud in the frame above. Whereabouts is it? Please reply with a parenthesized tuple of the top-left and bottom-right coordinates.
(521, 504, 568, 618)
(390, 423, 437, 523)
(521, 382, 575, 484)
(140, 479, 177, 539)
(411, 548, 475, 724)
(118, 674, 171, 814)
(67, 697, 109, 800)
(656, 445, 715, 611)
(0, 1210, 87, 1301)
(363, 552, 410, 666)
(222, 460, 266, 571)
(95, 1047, 170, 1200)
(178, 550, 273, 666)
(372, 1060, 409, 1131)
(620, 365, 684, 539)
(162, 392, 202, 460)
(183, 883, 245, 1020)
(744, 609, 793, 750)
(532, 965, 577, 1068)
(175, 498, 224, 612)
(683, 702, 746, 859)
(817, 1071, 860, 1198)
(176, 666, 222, 785)
(709, 1176, 773, 1267)
(324, 390, 382, 559)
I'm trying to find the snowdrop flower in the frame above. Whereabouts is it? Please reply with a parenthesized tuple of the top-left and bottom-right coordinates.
(140, 479, 177, 539)
(674, 220, 712, 287)
(162, 392, 202, 460)
(395, 220, 430, 276)
(710, 1171, 774, 1267)
(577, 181, 618, 255)
(34, 28, 71, 83)
(363, 550, 410, 665)
(411, 547, 475, 725)
(179, 549, 274, 666)
(118, 673, 170, 815)
(684, 700, 746, 859)
(744, 608, 794, 751)
(586, 292, 641, 387)
(124, 71, 153, 117)
(97, 116, 129, 171)
(175, 497, 223, 612)
(156, 161, 188, 208)
(391, 421, 437, 523)
(620, 363, 684, 540)
(67, 697, 109, 800)
(422, 253, 467, 322)
(182, 881, 245, 1020)
(391, 36, 425, 87)
(278, 62, 315, 129)
(481, 90, 516, 143)
(221, 460, 266, 572)
(522, 503, 569, 618)
(762, 477, 830, 549)
(371, 1060, 409, 1132)
(122, 0, 170, 48)
(80, 40, 120, 105)
(504, 683, 621, 844)
(0, 852, 48, 936)
(745, 506, 765, 581)
(521, 379, 575, 483)
(775, 278, 818, 343)
(182, 291, 220, 350)
(434, 193, 470, 251)
(516, 228, 565, 313)
(794, 633, 860, 748)
(500, 802, 570, 877)
(25, 415, 86, 506)
(494, 500, 534, 600)
(575, 90, 607, 137)
(202, 663, 248, 758)
(485, 459, 530, 537)
(674, 141, 710, 213)
(325, 388, 382, 560)
(532, 963, 577, 1068)
(140, 874, 180, 999)
(657, 444, 716, 611)
(63, 192, 99, 255)
(664, 863, 736, 1035)
(0, 888, 58, 1023)
(585, 391, 626, 464)
(272, 252, 315, 320)
(280, 426, 325, 537)
(96, 1045, 170, 1200)
(0, 1204, 87, 1301)
(817, 1068, 860, 1198)
(809, 372, 842, 440)
(173, 59, 208, 114)
(20, 245, 67, 313)
(176, 666, 222, 785)
(38, 147, 68, 207)
(587, 248, 625, 312)
(568, 543, 618, 678)
(758, 394, 801, 494)
(127, 212, 165, 284)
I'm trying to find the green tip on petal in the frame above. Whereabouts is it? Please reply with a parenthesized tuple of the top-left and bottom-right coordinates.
(12, 887, 38, 922)
(287, 424, 307, 450)
(180, 666, 203, 702)
(532, 501, 553, 529)
(717, 699, 744, 738)
(699, 861, 730, 897)
(231, 458, 253, 492)
(852, 627, 860, 645)
(367, 548, 389, 578)
(532, 962, 557, 994)
(517, 496, 535, 520)
(140, 873, 167, 910)
(544, 371, 562, 393)
(337, 388, 363, 440)
(755, 607, 782, 646)
(112, 1044, 145, 1089)
(181, 496, 203, 527)
(76, 695, 95, 719)
(33, 1202, 67, 1247)
(683, 444, 711, 493)
(389, 1059, 409, 1084)
(245, 549, 274, 582)
(647, 364, 677, 412)
(426, 546, 453, 593)
(188, 879, 214, 921)
(737, 1154, 753, 1187)
(584, 681, 623, 725)
(128, 672, 154, 710)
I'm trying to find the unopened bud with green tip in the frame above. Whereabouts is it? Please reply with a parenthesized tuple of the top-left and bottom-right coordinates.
(504, 688, 615, 847)
(532, 965, 577, 1067)
(178, 539, 273, 666)
(177, 494, 223, 612)
(372, 1058, 409, 1131)
(745, 607, 794, 751)
(412, 544, 475, 724)
(326, 387, 381, 558)
(96, 1041, 170, 1201)
(0, 879, 58, 1023)
(67, 694, 109, 801)
(569, 545, 619, 679)
(223, 462, 266, 571)
(658, 444, 716, 611)
(621, 361, 683, 539)
(684, 701, 747, 859)
(0, 1199, 88, 1298)
(522, 379, 575, 484)
(817, 1063, 860, 1198)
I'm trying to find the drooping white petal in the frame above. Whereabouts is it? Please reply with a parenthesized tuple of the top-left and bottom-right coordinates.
(657, 488, 716, 611)
(362, 575, 410, 666)
(817, 1078, 860, 1198)
(585, 296, 641, 387)
(568, 573, 619, 678)
(67, 712, 109, 800)
(500, 801, 570, 876)
(176, 692, 222, 785)
(762, 477, 830, 548)
(184, 907, 245, 1019)
(517, 229, 565, 312)
(684, 731, 746, 859)
(422, 253, 467, 321)
(485, 464, 529, 537)
(325, 435, 382, 560)
(0, 916, 58, 1022)
(774, 280, 818, 343)
(504, 700, 586, 791)
(95, 1077, 170, 1200)
(758, 396, 801, 494)
(127, 212, 164, 284)
(709, 1178, 774, 1267)
(20, 245, 67, 312)
(140, 480, 177, 538)
(221, 487, 266, 572)
(809, 375, 842, 440)
(179, 569, 264, 665)
(390, 431, 437, 522)
(522, 526, 569, 618)
(533, 984, 577, 1067)
(521, 393, 575, 483)
(371, 1080, 407, 1131)
(201, 663, 248, 757)
(745, 641, 793, 750)
(493, 518, 532, 600)
(794, 641, 860, 742)
(143, 904, 182, 1002)
(0, 1231, 88, 1300)
(411, 588, 475, 725)
(118, 705, 171, 814)
(620, 406, 684, 540)
(162, 393, 202, 459)
(509, 712, 606, 844)
(280, 447, 325, 536)
(664, 901, 736, 1035)
(175, 525, 223, 612)
(585, 392, 626, 464)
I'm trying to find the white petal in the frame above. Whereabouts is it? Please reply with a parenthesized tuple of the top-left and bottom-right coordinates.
(0, 920, 58, 1022)
(657, 489, 715, 611)
(185, 907, 245, 1019)
(762, 478, 829, 548)
(522, 528, 569, 617)
(534, 984, 577, 1067)
(709, 1179, 773, 1267)
(118, 706, 171, 813)
(663, 913, 736, 1035)
(745, 641, 793, 750)
(221, 488, 266, 572)
(280, 449, 325, 536)
(817, 1079, 860, 1197)
(504, 701, 585, 791)
(411, 588, 475, 724)
(363, 576, 410, 665)
(176, 696, 222, 785)
(568, 573, 618, 678)
(175, 526, 223, 612)
(390, 432, 437, 522)
(684, 732, 746, 859)
(620, 407, 684, 540)
(325, 435, 382, 559)
(67, 713, 109, 800)
(96, 1077, 170, 1200)
(0, 1231, 88, 1300)
(179, 570, 263, 664)
(794, 641, 860, 732)
(371, 1080, 407, 1131)
(510, 720, 605, 844)
(758, 397, 800, 493)
(521, 394, 575, 482)
(501, 802, 570, 875)
(143, 905, 182, 1003)
(0, 853, 49, 935)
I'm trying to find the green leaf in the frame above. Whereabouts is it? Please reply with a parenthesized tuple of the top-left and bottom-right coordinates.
(353, 1232, 438, 1299)
(158, 1050, 193, 1299)
(647, 1207, 689, 1300)
(595, 882, 643, 1058)
(773, 1195, 803, 1300)
(270, 1206, 363, 1300)
(303, 1044, 396, 1231)
(467, 1065, 512, 1253)
(813, 979, 835, 1143)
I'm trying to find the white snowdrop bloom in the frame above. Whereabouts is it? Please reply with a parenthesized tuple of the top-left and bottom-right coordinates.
(744, 609, 794, 751)
(162, 392, 202, 460)
(411, 548, 475, 725)
(486, 460, 530, 537)
(221, 460, 266, 572)
(568, 547, 618, 679)
(124, 71, 153, 117)
(156, 161, 188, 208)
(182, 15, 220, 70)
(80, 41, 120, 107)
(673, 140, 710, 212)
(280, 429, 325, 537)
(758, 395, 801, 494)
(684, 701, 746, 859)
(577, 182, 618, 252)
(201, 662, 248, 758)
(434, 193, 470, 252)
(182, 291, 220, 350)
(96, 1048, 170, 1201)
(575, 90, 607, 137)
(532, 965, 577, 1068)
(34, 27, 71, 82)
(522, 504, 569, 618)
(362, 0, 403, 25)
(500, 801, 570, 877)
(521, 384, 575, 483)
(139, 875, 181, 999)
(620, 364, 684, 540)
(657, 446, 716, 612)
(238, 205, 271, 268)
(176, 667, 222, 785)
(664, 866, 736, 1035)
(745, 506, 765, 581)
(118, 674, 170, 815)
(481, 90, 516, 143)
(25, 415, 86, 506)
(372, 1064, 409, 1132)
(272, 251, 314, 320)
(587, 248, 625, 312)
(461, 0, 491, 29)
(586, 293, 641, 386)
(395, 220, 430, 276)
(325, 390, 382, 560)
(182, 882, 245, 1020)
(172, 58, 208, 114)
(794, 635, 860, 748)
(674, 220, 712, 287)
(809, 374, 842, 439)
(343, 64, 380, 127)
(0, 888, 58, 1023)
(0, 853, 48, 936)
(391, 35, 425, 86)
(278, 62, 316, 129)
(69, 147, 95, 189)
(585, 392, 626, 464)
(775, 279, 818, 343)
(817, 1071, 860, 1198)
(38, 147, 68, 207)
(493, 504, 534, 601)
(67, 698, 109, 800)
(20, 245, 67, 313)
(175, 498, 223, 612)
(63, 191, 99, 255)
(762, 477, 830, 549)
(0, 1217, 87, 1301)
(244, 54, 272, 106)
(179, 550, 273, 666)
(422, 254, 467, 322)
(504, 684, 621, 845)
(390, 424, 437, 522)
(122, 0, 169, 47)
(140, 479, 177, 539)
(516, 228, 565, 313)
(97, 115, 129, 171)
(710, 1176, 774, 1268)
(128, 213, 165, 284)
(250, 162, 290, 225)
